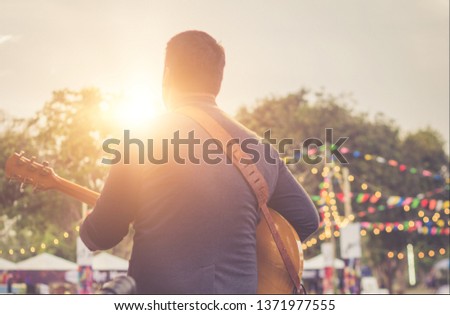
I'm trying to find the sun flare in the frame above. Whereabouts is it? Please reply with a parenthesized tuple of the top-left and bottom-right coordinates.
(101, 86, 164, 131)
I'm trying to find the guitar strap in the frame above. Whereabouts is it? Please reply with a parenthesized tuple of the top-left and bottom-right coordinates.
(176, 105, 302, 294)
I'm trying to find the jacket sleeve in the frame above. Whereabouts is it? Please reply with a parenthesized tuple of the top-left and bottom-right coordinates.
(80, 162, 140, 251)
(267, 160, 320, 241)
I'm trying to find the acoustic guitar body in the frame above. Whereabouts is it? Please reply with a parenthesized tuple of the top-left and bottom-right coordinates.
(256, 208, 303, 294)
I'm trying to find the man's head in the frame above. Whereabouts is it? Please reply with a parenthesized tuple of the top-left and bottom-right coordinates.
(163, 31, 225, 104)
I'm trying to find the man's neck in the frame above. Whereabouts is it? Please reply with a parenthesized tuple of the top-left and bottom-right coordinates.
(166, 92, 217, 109)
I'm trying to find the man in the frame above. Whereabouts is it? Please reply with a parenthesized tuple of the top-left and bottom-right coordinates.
(80, 30, 319, 294)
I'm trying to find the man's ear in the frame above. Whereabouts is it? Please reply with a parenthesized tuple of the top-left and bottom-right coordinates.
(162, 66, 171, 106)
(162, 66, 171, 86)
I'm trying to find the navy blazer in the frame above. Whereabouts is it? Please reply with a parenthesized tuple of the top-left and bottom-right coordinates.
(80, 96, 319, 294)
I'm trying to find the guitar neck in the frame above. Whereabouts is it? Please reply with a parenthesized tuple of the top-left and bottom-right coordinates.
(54, 175, 100, 206)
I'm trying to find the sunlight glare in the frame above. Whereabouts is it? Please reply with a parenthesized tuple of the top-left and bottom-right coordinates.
(107, 85, 164, 131)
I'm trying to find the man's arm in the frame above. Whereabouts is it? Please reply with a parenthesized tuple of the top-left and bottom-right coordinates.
(80, 162, 140, 251)
(267, 160, 320, 242)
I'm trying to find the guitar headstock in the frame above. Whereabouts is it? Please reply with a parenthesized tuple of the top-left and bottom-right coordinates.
(5, 151, 58, 191)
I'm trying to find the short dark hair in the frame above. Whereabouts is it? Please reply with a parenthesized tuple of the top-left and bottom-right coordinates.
(165, 30, 225, 95)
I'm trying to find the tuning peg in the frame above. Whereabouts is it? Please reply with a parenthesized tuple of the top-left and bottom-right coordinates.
(30, 156, 36, 163)
(18, 151, 25, 157)
(42, 161, 49, 167)
(19, 182, 26, 193)
(16, 154, 26, 165)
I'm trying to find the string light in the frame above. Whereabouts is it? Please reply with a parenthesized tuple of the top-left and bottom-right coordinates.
(386, 248, 447, 261)
(432, 213, 440, 222)
(1, 224, 80, 257)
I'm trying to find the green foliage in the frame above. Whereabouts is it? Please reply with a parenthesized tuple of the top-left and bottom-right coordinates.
(237, 88, 449, 292)
(0, 88, 119, 262)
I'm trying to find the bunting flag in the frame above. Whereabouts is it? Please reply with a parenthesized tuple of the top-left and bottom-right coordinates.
(386, 196, 449, 211)
(339, 147, 447, 181)
(286, 144, 448, 183)
(314, 190, 449, 212)
(360, 220, 450, 236)
(356, 205, 450, 221)
(356, 193, 370, 203)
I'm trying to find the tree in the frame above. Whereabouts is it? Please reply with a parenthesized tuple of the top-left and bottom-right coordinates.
(0, 88, 133, 262)
(236, 88, 449, 293)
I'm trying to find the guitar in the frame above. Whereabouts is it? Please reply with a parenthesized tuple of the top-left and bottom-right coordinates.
(5, 151, 304, 294)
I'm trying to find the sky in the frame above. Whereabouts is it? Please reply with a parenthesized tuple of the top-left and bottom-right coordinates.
(0, 0, 449, 149)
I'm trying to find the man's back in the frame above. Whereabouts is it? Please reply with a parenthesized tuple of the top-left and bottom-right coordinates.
(131, 101, 278, 294)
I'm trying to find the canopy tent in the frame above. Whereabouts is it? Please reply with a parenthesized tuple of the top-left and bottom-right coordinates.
(16, 253, 77, 271)
(303, 254, 345, 270)
(0, 257, 17, 270)
(433, 258, 449, 271)
(93, 252, 128, 271)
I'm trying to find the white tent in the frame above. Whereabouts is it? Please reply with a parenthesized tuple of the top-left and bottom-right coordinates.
(303, 254, 345, 270)
(93, 253, 128, 271)
(16, 253, 77, 271)
(433, 258, 449, 271)
(0, 257, 17, 270)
